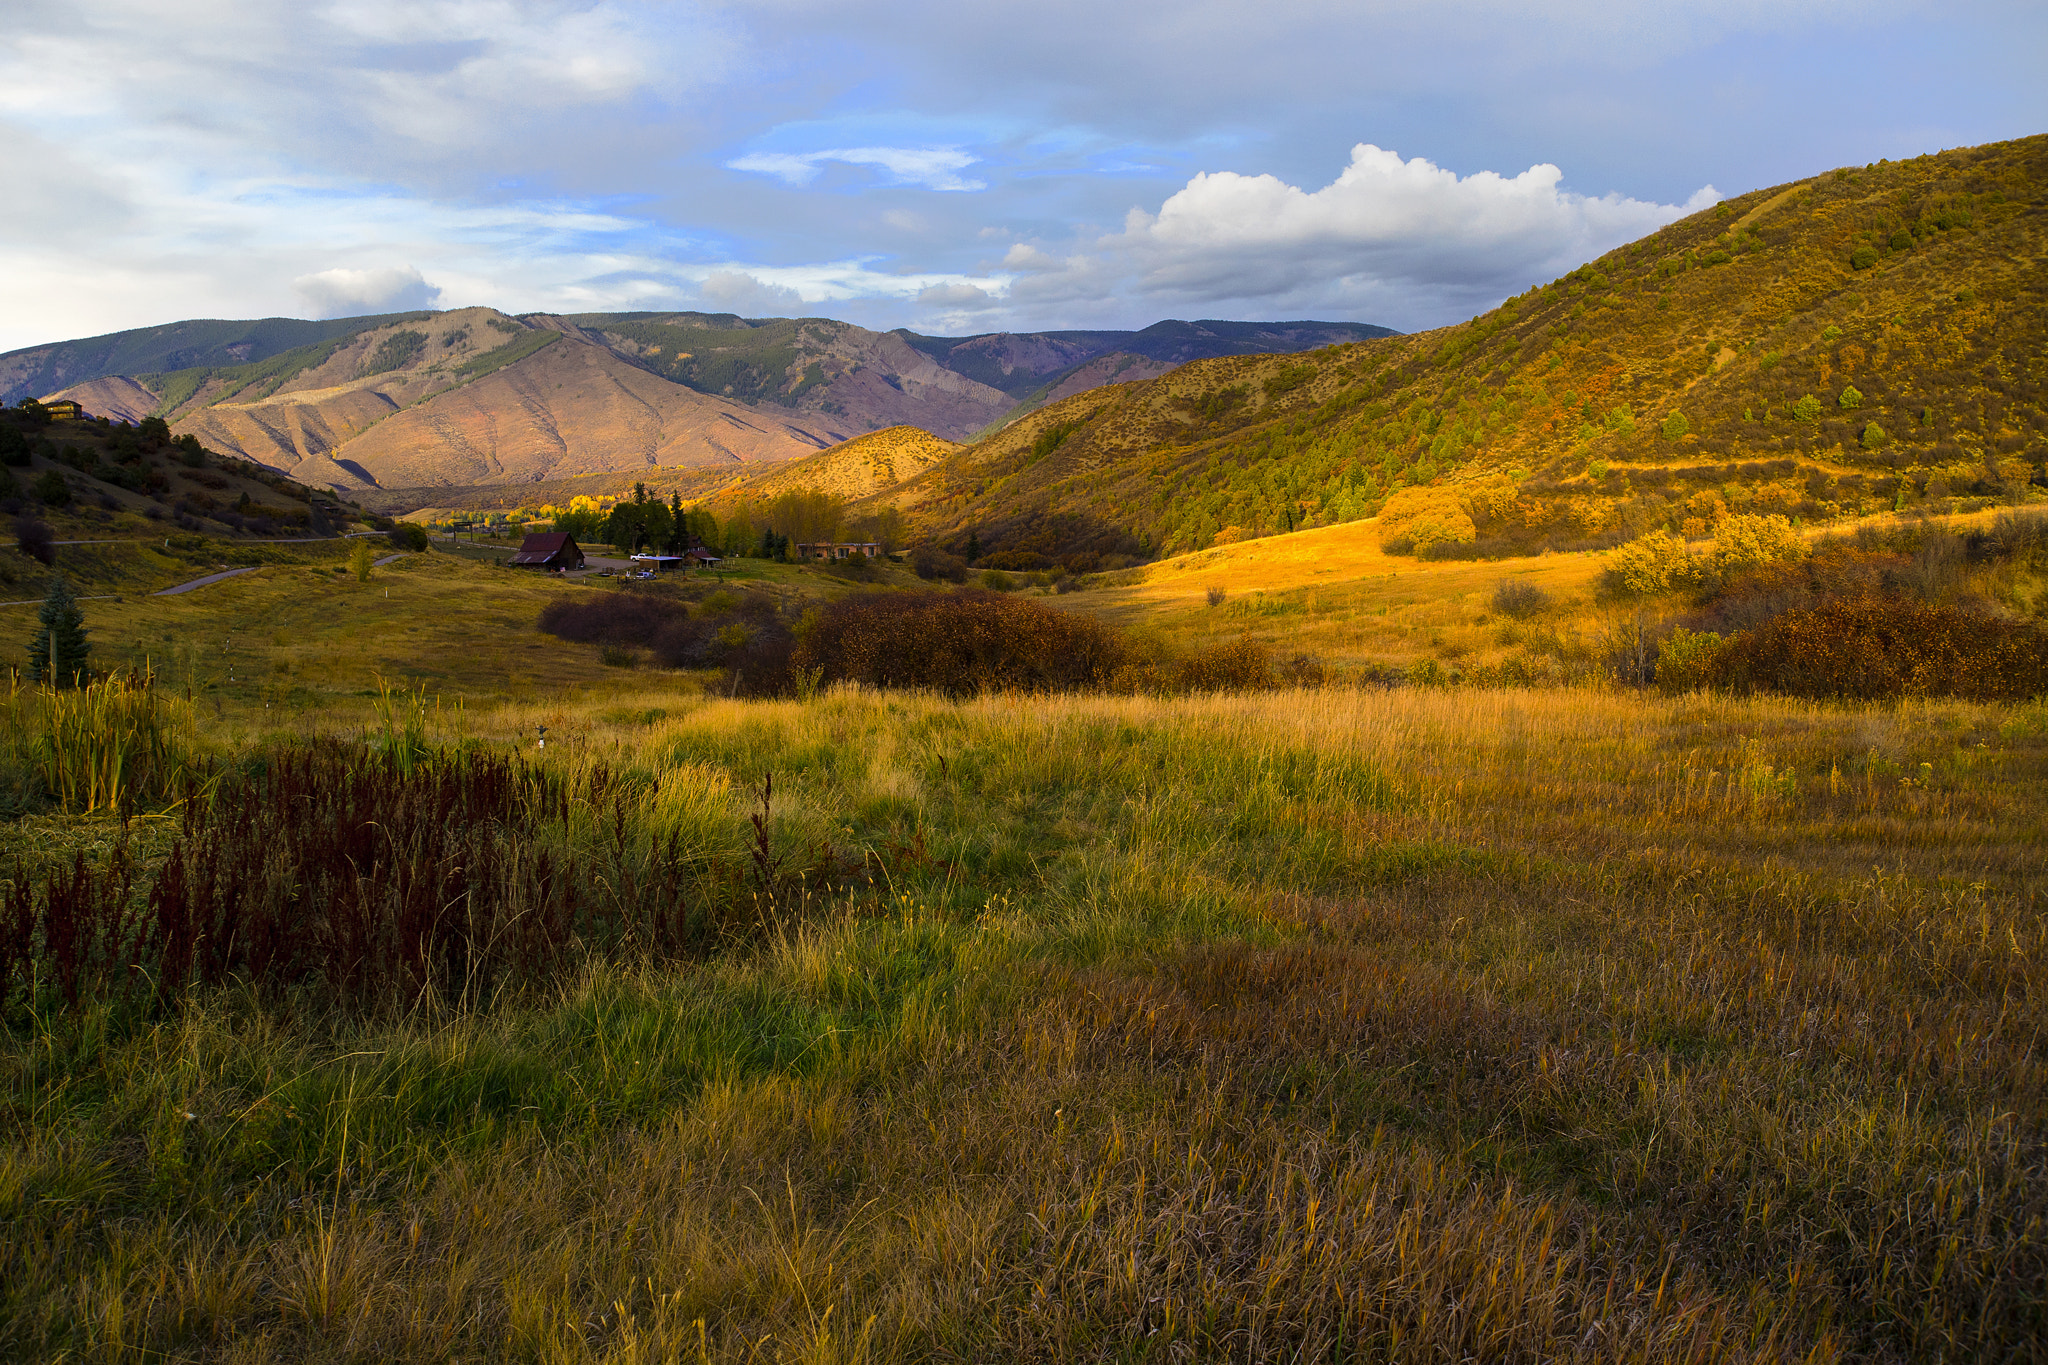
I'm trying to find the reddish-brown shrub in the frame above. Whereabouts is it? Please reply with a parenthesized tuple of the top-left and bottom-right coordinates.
(1707, 598, 2048, 701)
(793, 590, 1125, 696)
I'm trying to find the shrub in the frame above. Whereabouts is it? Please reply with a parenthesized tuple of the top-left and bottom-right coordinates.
(912, 545, 968, 582)
(1838, 385, 1863, 409)
(1792, 394, 1823, 422)
(979, 569, 1017, 592)
(539, 587, 794, 691)
(1377, 486, 1475, 555)
(1849, 246, 1879, 270)
(1705, 513, 1804, 578)
(14, 515, 52, 566)
(792, 590, 1125, 696)
(389, 522, 430, 551)
(31, 470, 69, 506)
(1491, 580, 1550, 619)
(1206, 586, 1227, 607)
(1602, 530, 1696, 597)
(1861, 422, 1890, 449)
(1654, 628, 1727, 693)
(1173, 637, 1272, 692)
(1660, 411, 1691, 440)
(1708, 599, 2048, 701)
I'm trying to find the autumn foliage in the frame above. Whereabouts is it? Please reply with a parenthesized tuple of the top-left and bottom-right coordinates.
(793, 590, 1126, 696)
(1702, 597, 2048, 700)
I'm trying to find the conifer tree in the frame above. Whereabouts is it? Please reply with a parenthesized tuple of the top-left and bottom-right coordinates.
(28, 576, 88, 688)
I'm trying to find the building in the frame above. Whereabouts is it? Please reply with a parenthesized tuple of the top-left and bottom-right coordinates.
(629, 553, 685, 574)
(40, 399, 85, 421)
(682, 545, 723, 567)
(510, 532, 585, 570)
(794, 541, 881, 561)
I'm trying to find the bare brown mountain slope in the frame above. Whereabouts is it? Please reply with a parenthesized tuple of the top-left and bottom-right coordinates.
(154, 309, 838, 492)
(51, 376, 158, 424)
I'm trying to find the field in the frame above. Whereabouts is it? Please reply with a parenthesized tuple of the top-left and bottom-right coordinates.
(1, 528, 2045, 1363)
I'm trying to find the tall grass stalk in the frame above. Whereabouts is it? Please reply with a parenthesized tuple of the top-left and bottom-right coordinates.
(0, 671, 197, 815)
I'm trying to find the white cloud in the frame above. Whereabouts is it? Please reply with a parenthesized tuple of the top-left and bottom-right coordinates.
(293, 264, 442, 316)
(915, 281, 996, 308)
(997, 144, 1716, 327)
(727, 147, 985, 191)
(697, 270, 807, 314)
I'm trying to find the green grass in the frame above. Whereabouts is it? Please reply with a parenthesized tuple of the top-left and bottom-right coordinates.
(2, 666, 2045, 1360)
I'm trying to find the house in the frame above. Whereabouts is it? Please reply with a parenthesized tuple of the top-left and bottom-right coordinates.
(510, 532, 585, 570)
(40, 399, 85, 421)
(794, 541, 881, 561)
(682, 545, 723, 567)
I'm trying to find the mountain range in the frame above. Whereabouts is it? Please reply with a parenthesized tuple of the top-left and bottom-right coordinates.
(1, 311, 1389, 505)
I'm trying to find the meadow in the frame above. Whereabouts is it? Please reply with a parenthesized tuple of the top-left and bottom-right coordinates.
(2, 656, 2043, 1361)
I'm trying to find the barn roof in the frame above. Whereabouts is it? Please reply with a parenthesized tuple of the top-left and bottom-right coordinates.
(511, 531, 580, 565)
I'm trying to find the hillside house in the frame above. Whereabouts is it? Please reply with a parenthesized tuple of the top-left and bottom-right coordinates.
(510, 532, 585, 570)
(40, 399, 85, 421)
(794, 541, 880, 561)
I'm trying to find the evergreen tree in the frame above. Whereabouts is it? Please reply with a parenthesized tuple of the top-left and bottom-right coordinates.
(28, 576, 88, 687)
(965, 529, 982, 563)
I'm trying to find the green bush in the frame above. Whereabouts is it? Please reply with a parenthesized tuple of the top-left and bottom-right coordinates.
(1839, 385, 1863, 409)
(1792, 394, 1823, 422)
(1861, 422, 1890, 449)
(31, 470, 70, 506)
(1660, 411, 1690, 440)
(1849, 246, 1879, 270)
(1655, 628, 1727, 693)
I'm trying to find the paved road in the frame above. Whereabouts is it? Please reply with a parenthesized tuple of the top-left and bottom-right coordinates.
(155, 567, 258, 596)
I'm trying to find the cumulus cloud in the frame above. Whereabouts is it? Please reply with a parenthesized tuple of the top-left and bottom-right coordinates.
(999, 144, 1716, 327)
(727, 147, 984, 191)
(697, 270, 808, 315)
(293, 264, 442, 317)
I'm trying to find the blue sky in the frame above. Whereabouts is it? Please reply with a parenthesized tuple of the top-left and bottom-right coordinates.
(1, 0, 2040, 350)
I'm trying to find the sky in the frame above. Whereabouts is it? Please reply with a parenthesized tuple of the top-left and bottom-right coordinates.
(1, 0, 2041, 351)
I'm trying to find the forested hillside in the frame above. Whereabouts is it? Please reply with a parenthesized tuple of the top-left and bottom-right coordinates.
(892, 135, 2047, 565)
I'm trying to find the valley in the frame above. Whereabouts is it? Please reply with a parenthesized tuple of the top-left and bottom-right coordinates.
(0, 133, 2044, 1365)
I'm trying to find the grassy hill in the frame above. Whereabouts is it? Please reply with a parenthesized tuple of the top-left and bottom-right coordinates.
(896, 135, 2047, 564)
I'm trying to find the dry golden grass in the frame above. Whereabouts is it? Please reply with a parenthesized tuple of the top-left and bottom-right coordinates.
(1054, 506, 2020, 674)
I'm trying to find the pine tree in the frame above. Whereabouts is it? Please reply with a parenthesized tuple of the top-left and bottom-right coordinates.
(28, 576, 88, 687)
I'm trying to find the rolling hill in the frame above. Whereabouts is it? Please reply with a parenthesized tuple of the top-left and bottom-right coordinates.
(7, 310, 1391, 505)
(881, 134, 2048, 566)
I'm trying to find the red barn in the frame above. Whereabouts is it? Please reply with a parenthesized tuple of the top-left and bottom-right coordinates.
(510, 532, 585, 570)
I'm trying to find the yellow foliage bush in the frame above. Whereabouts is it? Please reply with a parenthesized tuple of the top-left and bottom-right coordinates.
(1603, 530, 1696, 597)
(1707, 513, 1805, 576)
(1378, 485, 1476, 553)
